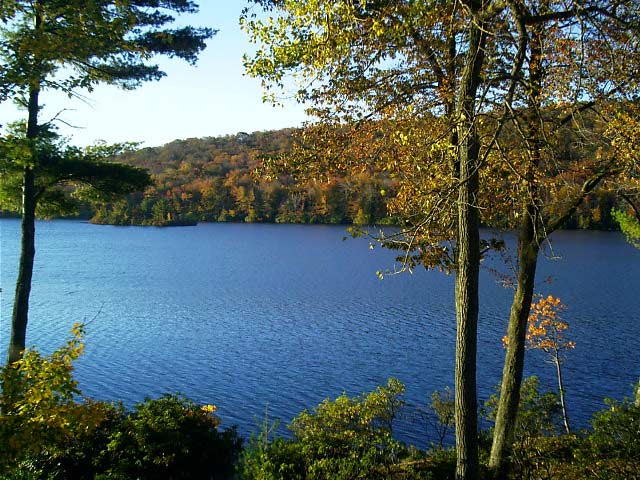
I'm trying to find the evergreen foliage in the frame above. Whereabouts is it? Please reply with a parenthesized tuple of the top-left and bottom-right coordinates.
(0, 124, 150, 218)
(0, 0, 214, 364)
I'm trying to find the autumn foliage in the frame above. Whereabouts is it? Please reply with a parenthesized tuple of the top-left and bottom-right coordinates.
(504, 295, 575, 434)
(503, 296, 575, 354)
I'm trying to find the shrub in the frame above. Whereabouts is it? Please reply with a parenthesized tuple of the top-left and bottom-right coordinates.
(238, 378, 406, 480)
(484, 376, 562, 441)
(572, 394, 640, 479)
(10, 401, 125, 480)
(238, 434, 306, 480)
(102, 394, 241, 479)
(0, 324, 111, 476)
(0, 327, 241, 479)
(428, 386, 455, 449)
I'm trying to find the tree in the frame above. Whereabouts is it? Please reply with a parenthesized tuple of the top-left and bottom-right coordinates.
(0, 128, 151, 363)
(526, 296, 574, 434)
(0, 1, 214, 363)
(242, 2, 523, 477)
(486, 4, 640, 475)
(428, 387, 456, 450)
(244, 2, 640, 478)
(503, 295, 574, 434)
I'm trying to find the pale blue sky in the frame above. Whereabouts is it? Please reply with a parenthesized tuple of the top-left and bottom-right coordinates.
(0, 3, 308, 148)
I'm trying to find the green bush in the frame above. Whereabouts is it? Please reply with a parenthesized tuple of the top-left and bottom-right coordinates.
(101, 394, 241, 480)
(4, 394, 241, 480)
(0, 329, 241, 480)
(482, 383, 640, 480)
(571, 394, 640, 479)
(238, 378, 407, 480)
(484, 376, 562, 442)
(238, 434, 306, 480)
(8, 401, 125, 480)
(589, 397, 640, 459)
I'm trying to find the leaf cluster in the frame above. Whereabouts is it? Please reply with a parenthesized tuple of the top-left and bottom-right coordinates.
(525, 295, 575, 354)
(612, 208, 640, 248)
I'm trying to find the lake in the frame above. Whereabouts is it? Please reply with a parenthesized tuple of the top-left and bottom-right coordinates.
(1, 219, 639, 447)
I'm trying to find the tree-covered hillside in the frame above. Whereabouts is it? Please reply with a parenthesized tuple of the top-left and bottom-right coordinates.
(90, 128, 396, 226)
(89, 127, 624, 229)
(0, 127, 623, 229)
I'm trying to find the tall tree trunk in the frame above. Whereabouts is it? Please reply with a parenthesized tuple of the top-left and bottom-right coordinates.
(8, 168, 37, 363)
(488, 211, 539, 478)
(8, 84, 40, 364)
(555, 355, 571, 434)
(454, 7, 485, 478)
(454, 135, 481, 480)
(489, 18, 545, 477)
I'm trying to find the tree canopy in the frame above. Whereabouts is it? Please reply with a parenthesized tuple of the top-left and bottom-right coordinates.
(242, 1, 640, 477)
(0, 124, 151, 218)
(1, 0, 214, 364)
(0, 0, 213, 101)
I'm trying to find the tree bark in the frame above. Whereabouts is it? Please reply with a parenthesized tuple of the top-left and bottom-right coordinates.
(454, 137, 481, 480)
(8, 168, 37, 363)
(488, 212, 539, 478)
(555, 355, 571, 434)
(453, 7, 485, 478)
(8, 81, 40, 364)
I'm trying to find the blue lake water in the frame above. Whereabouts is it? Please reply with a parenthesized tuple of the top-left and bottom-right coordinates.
(0, 219, 639, 447)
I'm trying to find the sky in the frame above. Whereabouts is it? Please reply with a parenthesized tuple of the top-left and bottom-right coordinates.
(0, 3, 309, 148)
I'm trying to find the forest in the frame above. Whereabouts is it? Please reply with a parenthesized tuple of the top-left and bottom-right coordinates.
(88, 128, 394, 226)
(9, 126, 622, 230)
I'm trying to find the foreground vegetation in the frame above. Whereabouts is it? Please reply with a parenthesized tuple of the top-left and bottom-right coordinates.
(1, 330, 638, 480)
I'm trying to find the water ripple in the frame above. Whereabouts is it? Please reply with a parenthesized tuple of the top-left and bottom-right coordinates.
(1, 220, 639, 448)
